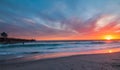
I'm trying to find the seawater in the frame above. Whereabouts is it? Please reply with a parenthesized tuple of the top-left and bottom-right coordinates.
(0, 40, 120, 56)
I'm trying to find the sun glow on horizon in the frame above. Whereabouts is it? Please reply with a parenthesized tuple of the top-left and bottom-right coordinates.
(108, 50, 113, 53)
(104, 35, 114, 40)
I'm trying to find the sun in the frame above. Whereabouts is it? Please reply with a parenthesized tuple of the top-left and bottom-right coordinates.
(104, 35, 114, 40)
(108, 50, 112, 53)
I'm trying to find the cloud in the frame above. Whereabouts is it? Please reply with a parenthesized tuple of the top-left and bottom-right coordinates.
(0, 0, 120, 40)
(114, 23, 120, 29)
(22, 18, 36, 25)
(94, 15, 118, 31)
(0, 19, 5, 23)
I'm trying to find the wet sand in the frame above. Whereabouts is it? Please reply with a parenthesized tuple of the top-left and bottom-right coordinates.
(1, 50, 120, 70)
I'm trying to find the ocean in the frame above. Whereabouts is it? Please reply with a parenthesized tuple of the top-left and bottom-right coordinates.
(0, 40, 120, 60)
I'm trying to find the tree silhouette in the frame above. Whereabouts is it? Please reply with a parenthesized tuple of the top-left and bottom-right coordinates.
(1, 32, 8, 38)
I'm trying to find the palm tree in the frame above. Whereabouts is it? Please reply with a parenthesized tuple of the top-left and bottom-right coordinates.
(1, 32, 8, 38)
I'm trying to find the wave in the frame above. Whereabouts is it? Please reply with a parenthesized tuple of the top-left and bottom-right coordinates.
(0, 51, 47, 55)
(0, 43, 62, 48)
(0, 41, 120, 56)
(0, 40, 120, 48)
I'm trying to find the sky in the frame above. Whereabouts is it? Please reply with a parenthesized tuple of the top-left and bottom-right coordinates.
(0, 0, 120, 40)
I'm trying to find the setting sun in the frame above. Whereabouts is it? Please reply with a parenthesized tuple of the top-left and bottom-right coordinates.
(108, 50, 112, 53)
(104, 35, 114, 40)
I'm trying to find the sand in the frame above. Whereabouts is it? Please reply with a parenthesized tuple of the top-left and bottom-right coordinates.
(1, 51, 120, 70)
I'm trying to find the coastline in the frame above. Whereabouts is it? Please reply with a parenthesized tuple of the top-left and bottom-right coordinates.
(0, 37, 35, 44)
(1, 47, 120, 63)
(1, 51, 120, 70)
(1, 47, 120, 70)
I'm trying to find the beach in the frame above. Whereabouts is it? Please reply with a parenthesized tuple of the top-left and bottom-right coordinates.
(0, 0, 120, 70)
(0, 40, 120, 70)
(1, 50, 120, 70)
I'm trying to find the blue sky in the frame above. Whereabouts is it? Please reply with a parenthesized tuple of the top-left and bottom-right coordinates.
(0, 0, 120, 40)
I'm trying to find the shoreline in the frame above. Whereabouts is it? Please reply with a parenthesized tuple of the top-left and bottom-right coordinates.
(1, 47, 120, 64)
(1, 51, 120, 70)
